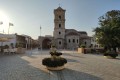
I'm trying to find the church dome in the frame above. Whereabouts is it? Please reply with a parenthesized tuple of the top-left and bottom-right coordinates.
(66, 32, 79, 36)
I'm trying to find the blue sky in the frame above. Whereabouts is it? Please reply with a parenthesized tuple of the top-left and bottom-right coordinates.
(0, 0, 120, 39)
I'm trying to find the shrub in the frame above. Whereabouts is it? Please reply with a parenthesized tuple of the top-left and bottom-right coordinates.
(104, 50, 118, 58)
(80, 44, 86, 48)
(42, 57, 67, 67)
(104, 53, 118, 58)
(50, 52, 62, 56)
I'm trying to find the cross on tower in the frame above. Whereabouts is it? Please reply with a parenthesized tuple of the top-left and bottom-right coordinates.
(59, 3, 61, 7)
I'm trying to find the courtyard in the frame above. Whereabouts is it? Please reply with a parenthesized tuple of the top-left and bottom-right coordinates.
(0, 49, 120, 80)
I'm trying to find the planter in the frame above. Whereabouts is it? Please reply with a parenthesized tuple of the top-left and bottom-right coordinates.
(46, 65, 65, 70)
(104, 56, 114, 59)
(104, 53, 118, 58)
(42, 57, 67, 70)
(42, 49, 67, 71)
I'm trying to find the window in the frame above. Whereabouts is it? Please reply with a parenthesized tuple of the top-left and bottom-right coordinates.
(85, 42, 86, 45)
(77, 39, 78, 43)
(68, 39, 70, 43)
(91, 44, 93, 47)
(59, 32, 61, 34)
(73, 39, 75, 43)
(59, 16, 61, 19)
(59, 41, 61, 45)
(59, 24, 61, 28)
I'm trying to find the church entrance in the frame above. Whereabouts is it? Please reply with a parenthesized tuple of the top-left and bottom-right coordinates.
(42, 38, 51, 49)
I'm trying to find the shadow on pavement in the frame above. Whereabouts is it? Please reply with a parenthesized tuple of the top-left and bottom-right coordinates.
(61, 68, 102, 80)
(115, 58, 120, 60)
(0, 55, 50, 80)
(65, 57, 79, 63)
(63, 52, 85, 58)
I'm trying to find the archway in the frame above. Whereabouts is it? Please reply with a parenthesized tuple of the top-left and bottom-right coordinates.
(42, 38, 51, 49)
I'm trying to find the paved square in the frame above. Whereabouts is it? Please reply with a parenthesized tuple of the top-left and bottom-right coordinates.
(0, 49, 120, 80)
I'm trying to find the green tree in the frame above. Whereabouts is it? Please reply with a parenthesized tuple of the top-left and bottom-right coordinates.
(94, 10, 120, 52)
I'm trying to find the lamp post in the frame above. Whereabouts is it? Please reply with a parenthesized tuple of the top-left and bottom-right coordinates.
(40, 26, 42, 53)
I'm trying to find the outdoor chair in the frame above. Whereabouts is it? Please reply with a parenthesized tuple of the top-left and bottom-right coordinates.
(9, 49, 16, 54)
(4, 49, 10, 55)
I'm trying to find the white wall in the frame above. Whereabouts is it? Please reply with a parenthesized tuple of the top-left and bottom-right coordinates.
(66, 35, 79, 49)
(0, 34, 16, 48)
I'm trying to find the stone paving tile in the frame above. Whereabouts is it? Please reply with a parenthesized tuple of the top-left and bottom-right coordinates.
(0, 50, 120, 80)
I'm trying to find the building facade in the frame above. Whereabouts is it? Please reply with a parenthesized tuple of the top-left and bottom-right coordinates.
(53, 7, 91, 49)
(90, 35, 101, 49)
(0, 33, 34, 49)
(53, 7, 66, 49)
(38, 7, 91, 50)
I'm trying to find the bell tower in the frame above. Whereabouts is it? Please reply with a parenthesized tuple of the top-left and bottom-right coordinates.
(53, 7, 66, 49)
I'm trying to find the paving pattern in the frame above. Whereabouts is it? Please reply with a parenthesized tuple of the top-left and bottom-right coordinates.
(0, 49, 120, 80)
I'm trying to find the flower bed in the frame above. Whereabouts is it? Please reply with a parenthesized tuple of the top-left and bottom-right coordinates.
(42, 57, 67, 67)
(42, 45, 67, 70)
(42, 51, 67, 70)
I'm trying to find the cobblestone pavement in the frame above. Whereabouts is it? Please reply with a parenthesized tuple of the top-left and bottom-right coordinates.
(0, 49, 120, 80)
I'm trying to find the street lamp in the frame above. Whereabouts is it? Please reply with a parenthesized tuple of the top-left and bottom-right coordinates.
(40, 26, 42, 53)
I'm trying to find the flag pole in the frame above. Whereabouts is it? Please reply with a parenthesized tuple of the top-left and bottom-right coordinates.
(8, 25, 10, 34)
(8, 23, 14, 34)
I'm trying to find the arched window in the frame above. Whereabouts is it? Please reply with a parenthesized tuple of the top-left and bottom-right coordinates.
(69, 39, 70, 43)
(59, 41, 61, 45)
(77, 39, 78, 43)
(73, 39, 75, 43)
(59, 32, 61, 34)
(59, 16, 61, 19)
(59, 24, 61, 28)
(85, 42, 86, 45)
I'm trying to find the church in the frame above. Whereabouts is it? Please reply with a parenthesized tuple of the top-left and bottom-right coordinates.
(39, 7, 91, 49)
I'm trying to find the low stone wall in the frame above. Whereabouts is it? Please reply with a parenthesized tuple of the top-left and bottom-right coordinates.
(78, 48, 91, 54)
(78, 48, 104, 54)
(16, 48, 26, 54)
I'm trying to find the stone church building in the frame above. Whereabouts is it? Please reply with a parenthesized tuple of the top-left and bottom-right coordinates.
(39, 7, 91, 49)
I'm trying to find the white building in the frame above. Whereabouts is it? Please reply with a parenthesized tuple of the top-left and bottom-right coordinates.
(22, 34, 33, 49)
(0, 33, 34, 49)
(90, 35, 101, 49)
(0, 34, 16, 48)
